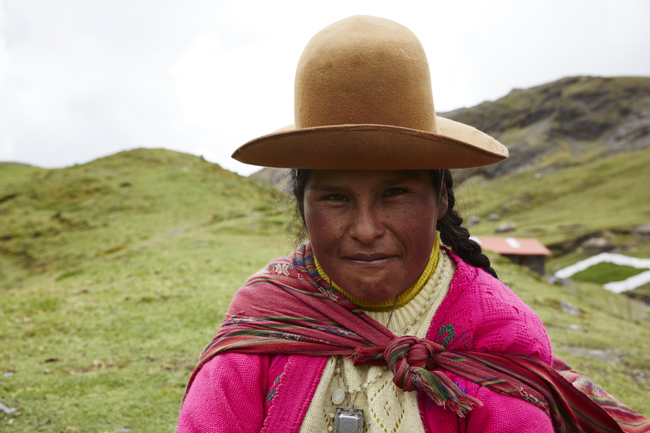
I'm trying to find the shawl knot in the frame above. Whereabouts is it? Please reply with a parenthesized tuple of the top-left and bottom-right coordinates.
(353, 336, 482, 417)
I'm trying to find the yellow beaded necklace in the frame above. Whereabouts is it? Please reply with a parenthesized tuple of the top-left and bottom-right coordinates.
(314, 235, 440, 312)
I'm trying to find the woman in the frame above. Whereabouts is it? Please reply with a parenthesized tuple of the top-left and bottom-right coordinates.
(177, 16, 648, 433)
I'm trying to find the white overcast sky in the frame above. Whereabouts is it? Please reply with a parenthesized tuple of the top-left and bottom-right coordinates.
(1, 0, 649, 175)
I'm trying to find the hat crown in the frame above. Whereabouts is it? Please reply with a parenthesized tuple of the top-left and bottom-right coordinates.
(294, 16, 436, 132)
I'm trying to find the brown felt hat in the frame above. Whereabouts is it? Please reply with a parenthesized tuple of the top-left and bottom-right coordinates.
(232, 15, 508, 170)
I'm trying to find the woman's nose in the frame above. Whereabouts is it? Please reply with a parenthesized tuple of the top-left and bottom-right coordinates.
(348, 206, 384, 244)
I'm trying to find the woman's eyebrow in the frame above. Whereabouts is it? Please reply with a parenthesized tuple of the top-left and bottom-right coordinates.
(306, 183, 346, 192)
(308, 174, 422, 192)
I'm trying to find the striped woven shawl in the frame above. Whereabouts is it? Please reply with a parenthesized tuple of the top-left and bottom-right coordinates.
(188, 243, 649, 433)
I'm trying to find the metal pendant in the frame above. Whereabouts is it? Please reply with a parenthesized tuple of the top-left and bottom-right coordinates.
(334, 407, 364, 433)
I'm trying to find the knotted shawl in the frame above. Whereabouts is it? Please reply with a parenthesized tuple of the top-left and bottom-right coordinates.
(187, 242, 649, 433)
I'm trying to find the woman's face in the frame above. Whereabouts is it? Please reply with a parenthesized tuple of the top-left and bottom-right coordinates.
(304, 170, 447, 304)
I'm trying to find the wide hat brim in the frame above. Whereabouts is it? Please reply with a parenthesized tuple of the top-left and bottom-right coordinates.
(232, 117, 508, 170)
(231, 16, 509, 170)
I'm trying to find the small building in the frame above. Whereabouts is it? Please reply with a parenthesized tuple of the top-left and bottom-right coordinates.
(471, 236, 551, 275)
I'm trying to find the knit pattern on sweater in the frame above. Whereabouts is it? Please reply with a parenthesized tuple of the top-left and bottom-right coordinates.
(426, 254, 551, 364)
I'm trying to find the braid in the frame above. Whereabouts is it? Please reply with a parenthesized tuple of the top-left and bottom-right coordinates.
(288, 169, 311, 242)
(436, 170, 499, 279)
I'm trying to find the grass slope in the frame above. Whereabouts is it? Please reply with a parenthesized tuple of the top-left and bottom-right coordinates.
(0, 149, 284, 288)
(572, 263, 646, 285)
(1, 149, 648, 431)
(455, 147, 650, 248)
(492, 254, 650, 414)
(0, 149, 292, 430)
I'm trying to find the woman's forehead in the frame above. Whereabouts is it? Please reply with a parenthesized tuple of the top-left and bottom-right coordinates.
(306, 170, 430, 190)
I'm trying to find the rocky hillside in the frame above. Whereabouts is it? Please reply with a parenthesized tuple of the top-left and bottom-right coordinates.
(249, 166, 288, 190)
(446, 76, 650, 180)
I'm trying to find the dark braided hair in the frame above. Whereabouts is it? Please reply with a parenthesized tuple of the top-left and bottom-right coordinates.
(287, 168, 498, 279)
(433, 169, 498, 279)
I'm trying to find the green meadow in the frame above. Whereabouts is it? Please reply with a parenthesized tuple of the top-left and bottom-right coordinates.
(571, 263, 646, 285)
(1, 149, 649, 431)
(455, 147, 650, 248)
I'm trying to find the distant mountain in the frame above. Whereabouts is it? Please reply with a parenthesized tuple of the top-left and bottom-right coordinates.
(439, 77, 650, 252)
(249, 167, 288, 190)
(446, 76, 650, 180)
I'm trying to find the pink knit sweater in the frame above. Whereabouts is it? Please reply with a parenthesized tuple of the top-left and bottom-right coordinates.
(178, 252, 554, 432)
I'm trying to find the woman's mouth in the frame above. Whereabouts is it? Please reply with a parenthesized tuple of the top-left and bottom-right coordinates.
(344, 254, 396, 267)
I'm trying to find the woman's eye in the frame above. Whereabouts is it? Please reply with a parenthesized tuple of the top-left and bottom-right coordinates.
(325, 194, 347, 201)
(383, 188, 405, 197)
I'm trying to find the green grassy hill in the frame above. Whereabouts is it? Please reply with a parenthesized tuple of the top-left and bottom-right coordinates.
(0, 154, 648, 427)
(0, 149, 286, 288)
(0, 149, 294, 430)
(455, 146, 650, 248)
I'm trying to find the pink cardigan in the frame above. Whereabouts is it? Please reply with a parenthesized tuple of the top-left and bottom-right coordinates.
(178, 253, 554, 432)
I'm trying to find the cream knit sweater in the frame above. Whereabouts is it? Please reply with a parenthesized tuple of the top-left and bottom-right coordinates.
(300, 249, 456, 433)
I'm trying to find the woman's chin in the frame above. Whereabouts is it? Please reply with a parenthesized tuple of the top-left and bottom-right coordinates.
(346, 282, 403, 304)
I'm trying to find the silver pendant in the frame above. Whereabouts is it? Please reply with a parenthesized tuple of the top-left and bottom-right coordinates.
(334, 407, 364, 433)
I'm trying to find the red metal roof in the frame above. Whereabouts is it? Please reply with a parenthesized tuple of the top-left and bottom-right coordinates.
(471, 236, 551, 256)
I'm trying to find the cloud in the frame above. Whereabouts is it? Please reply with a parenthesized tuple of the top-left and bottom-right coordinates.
(172, 33, 295, 130)
(0, 0, 648, 175)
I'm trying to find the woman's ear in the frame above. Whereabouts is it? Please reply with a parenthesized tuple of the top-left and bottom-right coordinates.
(436, 184, 448, 221)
